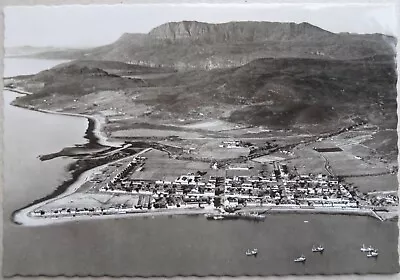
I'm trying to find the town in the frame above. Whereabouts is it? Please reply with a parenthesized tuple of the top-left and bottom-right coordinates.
(27, 147, 398, 222)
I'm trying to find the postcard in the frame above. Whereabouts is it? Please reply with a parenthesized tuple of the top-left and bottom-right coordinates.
(2, 1, 399, 278)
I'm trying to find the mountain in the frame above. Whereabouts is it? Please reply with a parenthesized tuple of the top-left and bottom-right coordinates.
(25, 21, 396, 70)
(147, 21, 333, 42)
(92, 21, 395, 69)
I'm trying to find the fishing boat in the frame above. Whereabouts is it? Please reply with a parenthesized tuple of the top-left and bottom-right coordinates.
(360, 244, 374, 252)
(294, 255, 306, 262)
(312, 245, 324, 253)
(245, 248, 258, 256)
(367, 250, 379, 258)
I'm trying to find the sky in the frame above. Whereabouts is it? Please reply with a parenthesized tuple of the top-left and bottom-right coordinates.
(4, 3, 398, 48)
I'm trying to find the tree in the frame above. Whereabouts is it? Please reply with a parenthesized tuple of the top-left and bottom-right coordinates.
(214, 197, 222, 208)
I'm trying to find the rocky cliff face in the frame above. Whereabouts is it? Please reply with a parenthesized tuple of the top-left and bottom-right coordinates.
(148, 21, 333, 43)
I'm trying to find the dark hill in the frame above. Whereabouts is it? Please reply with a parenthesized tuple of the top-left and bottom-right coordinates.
(144, 55, 396, 128)
(12, 62, 148, 102)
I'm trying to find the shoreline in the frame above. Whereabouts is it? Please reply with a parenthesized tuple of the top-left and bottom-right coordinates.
(4, 86, 123, 148)
(14, 202, 392, 227)
(5, 87, 126, 223)
(13, 147, 153, 226)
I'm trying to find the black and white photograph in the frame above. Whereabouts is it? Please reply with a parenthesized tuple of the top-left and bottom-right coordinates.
(2, 1, 399, 277)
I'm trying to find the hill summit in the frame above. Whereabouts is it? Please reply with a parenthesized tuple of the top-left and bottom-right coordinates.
(147, 21, 333, 43)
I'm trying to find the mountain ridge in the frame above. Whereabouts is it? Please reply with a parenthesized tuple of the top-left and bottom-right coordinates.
(147, 21, 335, 42)
(23, 20, 396, 70)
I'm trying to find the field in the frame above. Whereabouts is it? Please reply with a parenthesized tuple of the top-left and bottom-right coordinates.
(252, 155, 286, 163)
(322, 152, 388, 176)
(111, 128, 204, 139)
(196, 143, 249, 160)
(345, 174, 398, 192)
(284, 145, 328, 175)
(318, 129, 392, 177)
(40, 193, 141, 211)
(130, 149, 211, 181)
(161, 138, 251, 160)
(179, 119, 243, 132)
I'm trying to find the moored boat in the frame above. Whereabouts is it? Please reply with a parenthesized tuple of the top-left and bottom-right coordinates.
(213, 215, 224, 220)
(367, 250, 379, 258)
(245, 248, 258, 256)
(312, 245, 324, 253)
(360, 244, 375, 252)
(294, 255, 306, 262)
(205, 212, 265, 221)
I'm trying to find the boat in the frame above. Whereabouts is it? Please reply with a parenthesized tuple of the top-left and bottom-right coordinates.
(312, 245, 324, 253)
(245, 248, 258, 256)
(360, 244, 375, 252)
(367, 250, 379, 258)
(205, 212, 264, 221)
(213, 215, 224, 220)
(205, 214, 224, 220)
(294, 255, 306, 262)
(238, 212, 266, 221)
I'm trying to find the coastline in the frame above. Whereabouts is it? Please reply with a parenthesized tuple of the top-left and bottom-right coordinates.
(14, 202, 390, 227)
(5, 87, 126, 223)
(13, 148, 153, 226)
(4, 86, 123, 148)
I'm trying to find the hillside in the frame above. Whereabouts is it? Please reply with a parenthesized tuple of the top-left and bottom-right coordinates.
(145, 55, 396, 127)
(25, 21, 396, 69)
(6, 61, 162, 106)
(51, 60, 176, 75)
(9, 55, 396, 133)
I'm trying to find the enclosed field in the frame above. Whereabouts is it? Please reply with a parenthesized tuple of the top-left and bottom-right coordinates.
(284, 146, 328, 175)
(323, 152, 389, 177)
(40, 193, 141, 211)
(345, 174, 398, 192)
(252, 155, 286, 163)
(129, 149, 211, 181)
